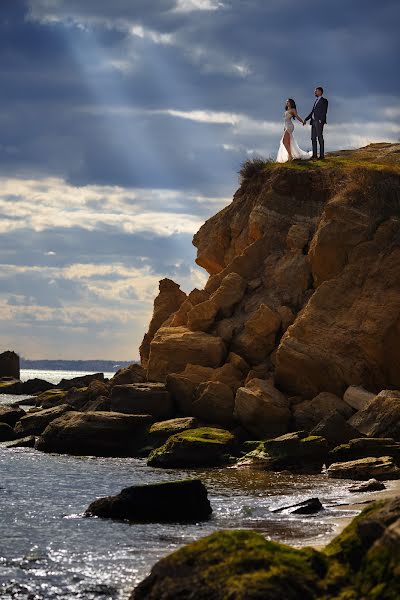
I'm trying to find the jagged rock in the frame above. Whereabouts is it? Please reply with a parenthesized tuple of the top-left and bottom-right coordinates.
(348, 390, 400, 440)
(0, 377, 22, 394)
(14, 404, 73, 437)
(327, 456, 400, 480)
(271, 497, 324, 515)
(1, 435, 36, 449)
(140, 278, 187, 368)
(85, 479, 212, 523)
(110, 383, 174, 419)
(192, 381, 235, 426)
(147, 326, 226, 382)
(231, 303, 281, 364)
(81, 395, 111, 412)
(21, 378, 56, 395)
(293, 392, 354, 432)
(264, 432, 329, 474)
(0, 405, 25, 427)
(166, 361, 244, 415)
(348, 479, 386, 493)
(57, 372, 104, 391)
(65, 380, 110, 411)
(36, 411, 152, 456)
(170, 289, 210, 327)
(0, 350, 20, 379)
(234, 378, 290, 438)
(0, 423, 16, 442)
(328, 437, 400, 466)
(109, 363, 146, 387)
(132, 492, 400, 599)
(310, 412, 362, 448)
(343, 385, 375, 411)
(147, 427, 235, 468)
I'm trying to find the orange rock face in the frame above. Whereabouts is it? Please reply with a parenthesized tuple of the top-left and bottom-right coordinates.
(139, 144, 400, 421)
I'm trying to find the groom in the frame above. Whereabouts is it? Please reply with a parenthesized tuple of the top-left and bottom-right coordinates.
(303, 87, 328, 159)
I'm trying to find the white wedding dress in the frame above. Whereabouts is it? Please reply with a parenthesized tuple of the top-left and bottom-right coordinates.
(276, 110, 313, 163)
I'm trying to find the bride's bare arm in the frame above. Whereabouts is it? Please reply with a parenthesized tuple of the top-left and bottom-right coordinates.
(291, 109, 305, 125)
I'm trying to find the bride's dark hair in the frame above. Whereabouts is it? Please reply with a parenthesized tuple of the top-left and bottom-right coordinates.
(285, 98, 296, 119)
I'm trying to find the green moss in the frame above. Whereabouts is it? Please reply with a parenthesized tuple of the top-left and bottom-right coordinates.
(170, 427, 235, 446)
(36, 388, 69, 402)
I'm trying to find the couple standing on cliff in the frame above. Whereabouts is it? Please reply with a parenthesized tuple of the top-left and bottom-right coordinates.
(276, 86, 328, 163)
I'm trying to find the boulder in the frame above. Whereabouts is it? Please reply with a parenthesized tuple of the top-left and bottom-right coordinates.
(148, 417, 199, 447)
(35, 388, 69, 409)
(139, 278, 187, 367)
(192, 381, 235, 426)
(271, 497, 324, 515)
(328, 437, 400, 465)
(233, 443, 271, 469)
(0, 350, 20, 379)
(343, 385, 375, 411)
(14, 404, 73, 437)
(146, 327, 226, 382)
(85, 479, 212, 523)
(348, 390, 400, 440)
(309, 412, 362, 448)
(0, 405, 25, 427)
(293, 392, 354, 432)
(147, 427, 235, 468)
(21, 378, 56, 395)
(36, 411, 153, 457)
(234, 379, 290, 438)
(231, 304, 281, 364)
(1, 435, 36, 449)
(327, 456, 400, 481)
(110, 383, 174, 419)
(0, 422, 16, 442)
(348, 479, 386, 493)
(57, 372, 104, 390)
(109, 363, 146, 387)
(0, 377, 22, 394)
(264, 432, 329, 474)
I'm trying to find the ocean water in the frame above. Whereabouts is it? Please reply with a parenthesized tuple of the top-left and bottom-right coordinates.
(0, 370, 386, 599)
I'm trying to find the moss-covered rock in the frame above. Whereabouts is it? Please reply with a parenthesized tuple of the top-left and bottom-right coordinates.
(328, 437, 400, 466)
(264, 432, 329, 473)
(147, 427, 235, 468)
(131, 496, 400, 599)
(131, 529, 328, 599)
(35, 388, 69, 409)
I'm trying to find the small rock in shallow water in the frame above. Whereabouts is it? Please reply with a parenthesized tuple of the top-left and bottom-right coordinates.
(348, 478, 386, 493)
(85, 479, 212, 522)
(1, 435, 36, 449)
(271, 497, 324, 514)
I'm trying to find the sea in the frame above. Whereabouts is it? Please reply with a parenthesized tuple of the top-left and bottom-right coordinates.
(0, 369, 385, 599)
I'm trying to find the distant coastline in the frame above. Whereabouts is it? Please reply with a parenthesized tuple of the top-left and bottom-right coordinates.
(20, 358, 135, 372)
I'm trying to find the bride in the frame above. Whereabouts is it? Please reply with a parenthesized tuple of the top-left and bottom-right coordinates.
(276, 98, 312, 163)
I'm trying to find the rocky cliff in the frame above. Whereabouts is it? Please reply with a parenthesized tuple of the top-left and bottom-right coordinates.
(140, 143, 400, 427)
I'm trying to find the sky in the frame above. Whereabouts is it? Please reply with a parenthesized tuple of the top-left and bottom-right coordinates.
(0, 0, 399, 361)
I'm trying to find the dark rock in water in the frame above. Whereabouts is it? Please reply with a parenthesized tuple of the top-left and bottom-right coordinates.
(328, 437, 400, 466)
(109, 363, 146, 387)
(349, 479, 386, 493)
(131, 495, 400, 600)
(21, 378, 56, 395)
(36, 411, 153, 457)
(110, 383, 174, 419)
(0, 405, 25, 427)
(264, 432, 329, 474)
(85, 479, 212, 523)
(0, 377, 22, 394)
(310, 412, 363, 448)
(0, 423, 16, 442)
(0, 350, 20, 379)
(1, 435, 36, 448)
(14, 404, 73, 437)
(271, 497, 324, 515)
(57, 372, 104, 391)
(147, 427, 235, 468)
(327, 456, 400, 481)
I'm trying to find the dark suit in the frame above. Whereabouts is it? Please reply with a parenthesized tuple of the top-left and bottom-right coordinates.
(305, 96, 328, 158)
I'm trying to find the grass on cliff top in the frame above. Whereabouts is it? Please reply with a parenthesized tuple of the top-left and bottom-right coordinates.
(239, 143, 400, 182)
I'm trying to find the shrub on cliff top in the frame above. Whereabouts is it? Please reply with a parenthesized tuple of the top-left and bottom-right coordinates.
(239, 157, 271, 183)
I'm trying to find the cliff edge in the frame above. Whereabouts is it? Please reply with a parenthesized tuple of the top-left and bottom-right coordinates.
(140, 143, 400, 415)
